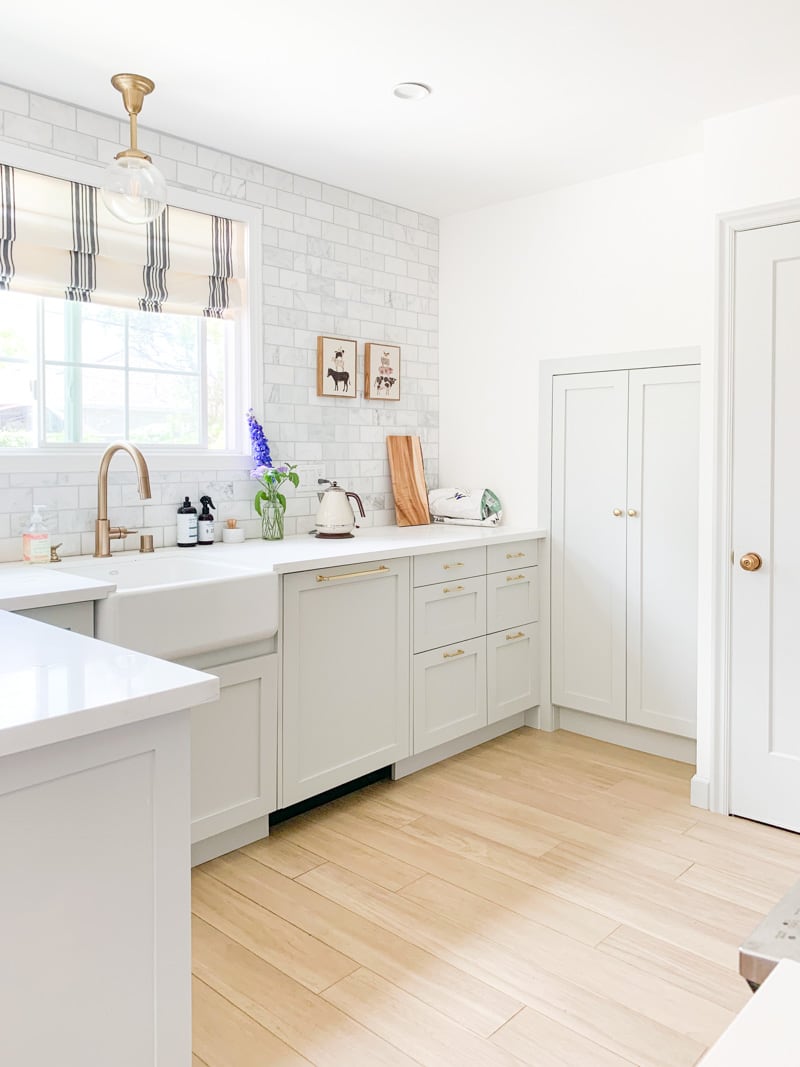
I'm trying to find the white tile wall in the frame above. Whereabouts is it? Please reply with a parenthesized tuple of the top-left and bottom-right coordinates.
(0, 83, 438, 561)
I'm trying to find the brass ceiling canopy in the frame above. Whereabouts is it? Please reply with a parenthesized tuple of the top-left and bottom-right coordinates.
(111, 72, 156, 162)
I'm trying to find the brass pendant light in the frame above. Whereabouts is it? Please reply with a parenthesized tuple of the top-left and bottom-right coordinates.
(101, 73, 167, 225)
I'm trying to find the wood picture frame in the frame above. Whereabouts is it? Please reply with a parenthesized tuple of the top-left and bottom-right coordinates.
(365, 342, 401, 401)
(317, 336, 357, 398)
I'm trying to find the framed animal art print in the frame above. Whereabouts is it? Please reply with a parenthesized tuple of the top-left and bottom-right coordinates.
(365, 343, 401, 401)
(317, 336, 357, 398)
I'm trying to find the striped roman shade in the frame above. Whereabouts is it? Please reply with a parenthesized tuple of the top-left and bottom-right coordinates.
(0, 164, 244, 318)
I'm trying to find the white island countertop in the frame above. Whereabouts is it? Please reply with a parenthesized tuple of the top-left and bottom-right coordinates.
(0, 611, 218, 759)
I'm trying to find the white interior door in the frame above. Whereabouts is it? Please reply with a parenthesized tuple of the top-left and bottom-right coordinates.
(626, 366, 700, 737)
(551, 371, 628, 720)
(730, 220, 800, 830)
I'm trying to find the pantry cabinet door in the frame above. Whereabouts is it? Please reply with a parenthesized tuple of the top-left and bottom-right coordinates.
(626, 366, 700, 738)
(551, 371, 629, 720)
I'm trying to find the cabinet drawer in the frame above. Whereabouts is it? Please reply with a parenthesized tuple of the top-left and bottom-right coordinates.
(487, 624, 539, 723)
(486, 566, 538, 633)
(414, 575, 486, 652)
(414, 546, 486, 587)
(413, 636, 487, 753)
(487, 539, 539, 573)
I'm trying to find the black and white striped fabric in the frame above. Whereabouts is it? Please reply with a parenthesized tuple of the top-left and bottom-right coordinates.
(0, 164, 244, 318)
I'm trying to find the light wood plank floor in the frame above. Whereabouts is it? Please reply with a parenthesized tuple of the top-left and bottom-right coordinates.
(192, 728, 800, 1066)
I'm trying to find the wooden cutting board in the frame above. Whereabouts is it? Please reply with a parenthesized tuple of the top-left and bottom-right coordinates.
(386, 435, 430, 526)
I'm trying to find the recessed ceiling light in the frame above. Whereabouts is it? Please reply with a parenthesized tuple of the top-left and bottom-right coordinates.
(393, 82, 432, 101)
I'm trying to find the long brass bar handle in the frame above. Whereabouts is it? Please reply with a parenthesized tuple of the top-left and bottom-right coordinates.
(442, 562, 464, 569)
(443, 649, 465, 659)
(443, 585, 465, 594)
(506, 573, 526, 582)
(505, 631, 526, 641)
(506, 551, 525, 559)
(316, 565, 390, 583)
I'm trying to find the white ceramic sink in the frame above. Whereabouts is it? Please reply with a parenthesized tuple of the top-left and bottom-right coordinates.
(59, 552, 278, 660)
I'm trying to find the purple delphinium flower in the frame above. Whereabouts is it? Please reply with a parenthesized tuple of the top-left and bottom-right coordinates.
(246, 409, 272, 468)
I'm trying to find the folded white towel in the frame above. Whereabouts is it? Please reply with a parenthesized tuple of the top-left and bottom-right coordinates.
(428, 487, 503, 525)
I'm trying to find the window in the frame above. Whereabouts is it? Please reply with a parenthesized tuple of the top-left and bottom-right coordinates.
(0, 158, 255, 457)
(0, 290, 235, 449)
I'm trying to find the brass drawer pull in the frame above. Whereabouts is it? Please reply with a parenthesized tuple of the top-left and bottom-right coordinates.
(443, 561, 464, 570)
(506, 551, 525, 559)
(506, 573, 526, 582)
(316, 565, 390, 583)
(443, 648, 465, 659)
(505, 631, 526, 641)
(443, 585, 464, 594)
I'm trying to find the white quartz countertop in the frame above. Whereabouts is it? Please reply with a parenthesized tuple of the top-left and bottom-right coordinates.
(699, 959, 800, 1065)
(0, 611, 218, 758)
(0, 565, 115, 612)
(188, 523, 546, 575)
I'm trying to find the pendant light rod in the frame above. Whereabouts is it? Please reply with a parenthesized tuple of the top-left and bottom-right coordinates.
(110, 73, 155, 162)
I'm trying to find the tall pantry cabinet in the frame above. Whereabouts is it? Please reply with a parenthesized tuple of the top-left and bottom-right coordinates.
(550, 364, 700, 737)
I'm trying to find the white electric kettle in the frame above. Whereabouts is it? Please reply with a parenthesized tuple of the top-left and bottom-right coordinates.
(314, 479, 366, 539)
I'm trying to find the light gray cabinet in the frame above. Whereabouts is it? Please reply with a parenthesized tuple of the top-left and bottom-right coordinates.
(190, 654, 277, 847)
(281, 557, 410, 807)
(413, 636, 487, 752)
(14, 601, 95, 637)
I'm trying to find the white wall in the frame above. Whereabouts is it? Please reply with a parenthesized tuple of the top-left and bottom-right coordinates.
(439, 154, 705, 526)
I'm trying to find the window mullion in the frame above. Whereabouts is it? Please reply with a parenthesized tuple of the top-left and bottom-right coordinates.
(199, 318, 208, 449)
(64, 302, 81, 444)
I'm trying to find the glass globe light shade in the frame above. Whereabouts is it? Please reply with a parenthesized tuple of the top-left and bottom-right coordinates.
(101, 156, 167, 225)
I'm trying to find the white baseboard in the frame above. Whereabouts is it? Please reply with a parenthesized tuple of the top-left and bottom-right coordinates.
(392, 713, 526, 779)
(690, 775, 711, 810)
(191, 815, 270, 867)
(556, 707, 697, 765)
(524, 706, 540, 729)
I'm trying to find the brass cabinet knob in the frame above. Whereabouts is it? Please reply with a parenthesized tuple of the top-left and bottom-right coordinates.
(627, 509, 638, 517)
(612, 508, 623, 517)
(740, 552, 763, 572)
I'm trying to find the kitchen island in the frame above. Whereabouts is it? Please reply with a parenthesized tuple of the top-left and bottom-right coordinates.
(0, 609, 218, 1067)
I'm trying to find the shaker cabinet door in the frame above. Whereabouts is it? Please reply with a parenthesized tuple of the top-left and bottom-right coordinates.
(487, 624, 539, 722)
(282, 558, 411, 807)
(551, 371, 629, 721)
(413, 636, 487, 753)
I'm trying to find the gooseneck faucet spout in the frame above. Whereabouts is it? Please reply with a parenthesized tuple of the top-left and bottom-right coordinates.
(94, 442, 152, 558)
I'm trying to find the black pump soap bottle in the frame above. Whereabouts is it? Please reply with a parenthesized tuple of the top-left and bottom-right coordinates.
(198, 495, 216, 545)
(177, 497, 198, 547)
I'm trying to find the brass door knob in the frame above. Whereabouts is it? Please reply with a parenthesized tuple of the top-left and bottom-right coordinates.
(627, 509, 638, 517)
(612, 508, 623, 517)
(740, 553, 763, 572)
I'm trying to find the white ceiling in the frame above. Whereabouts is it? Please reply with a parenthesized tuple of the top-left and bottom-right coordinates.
(5, 0, 800, 216)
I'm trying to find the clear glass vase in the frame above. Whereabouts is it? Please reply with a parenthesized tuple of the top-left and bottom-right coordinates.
(261, 501, 285, 540)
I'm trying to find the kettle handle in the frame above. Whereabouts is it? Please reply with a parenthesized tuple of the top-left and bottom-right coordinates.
(347, 491, 366, 518)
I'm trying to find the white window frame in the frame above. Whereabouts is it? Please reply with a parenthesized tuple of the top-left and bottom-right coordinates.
(0, 140, 263, 474)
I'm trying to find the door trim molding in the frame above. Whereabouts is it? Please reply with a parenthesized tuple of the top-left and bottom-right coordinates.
(710, 199, 800, 815)
(538, 348, 701, 735)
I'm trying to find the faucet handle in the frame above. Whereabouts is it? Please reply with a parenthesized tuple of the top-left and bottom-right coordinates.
(110, 526, 138, 541)
(49, 543, 63, 563)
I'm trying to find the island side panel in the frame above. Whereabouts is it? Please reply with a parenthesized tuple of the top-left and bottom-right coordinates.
(0, 709, 191, 1067)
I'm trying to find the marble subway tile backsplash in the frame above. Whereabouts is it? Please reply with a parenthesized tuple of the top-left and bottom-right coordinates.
(0, 82, 438, 562)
